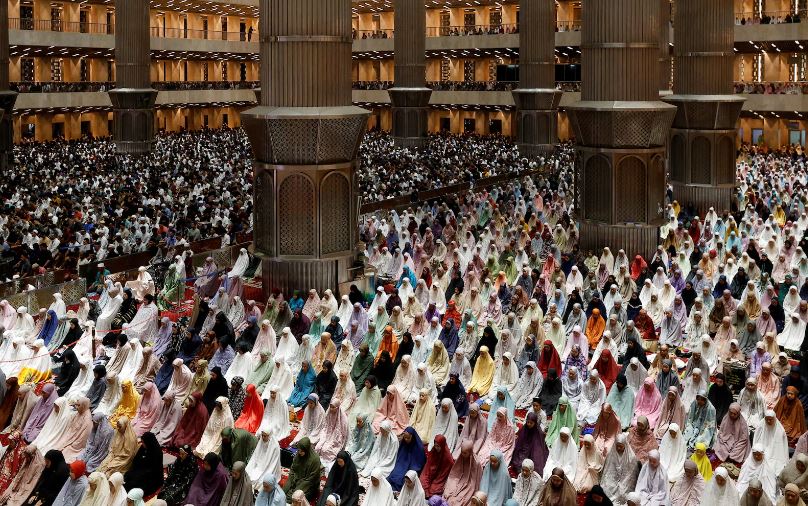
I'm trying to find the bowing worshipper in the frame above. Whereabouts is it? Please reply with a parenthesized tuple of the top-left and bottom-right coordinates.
(538, 368, 564, 416)
(683, 390, 717, 449)
(704, 466, 741, 505)
(369, 351, 396, 394)
(97, 417, 138, 475)
(538, 468, 578, 506)
(629, 416, 660, 463)
(605, 375, 634, 430)
(345, 415, 375, 473)
(592, 403, 622, 458)
(122, 432, 164, 497)
(753, 410, 790, 474)
(361, 469, 395, 506)
(634, 450, 670, 506)
(660, 423, 687, 484)
(371, 385, 409, 435)
(234, 384, 264, 433)
(708, 373, 734, 429)
(360, 420, 399, 479)
(171, 392, 209, 448)
(439, 373, 470, 418)
(578, 370, 607, 426)
(220, 428, 258, 471)
(546, 397, 579, 447)
(350, 376, 381, 426)
(420, 435, 454, 497)
(510, 411, 549, 471)
(184, 452, 230, 506)
(601, 433, 640, 506)
(430, 398, 459, 455)
(157, 445, 199, 505)
(479, 450, 513, 506)
(714, 402, 751, 465)
(573, 435, 603, 494)
(483, 407, 516, 464)
(543, 427, 578, 480)
(195, 397, 235, 458)
(80, 412, 115, 472)
(315, 400, 350, 470)
(562, 367, 584, 412)
(455, 403, 487, 461)
(245, 431, 282, 491)
(512, 459, 544, 506)
(671, 460, 705, 506)
(737, 446, 778, 504)
(318, 451, 360, 506)
(775, 385, 807, 445)
(282, 437, 322, 502)
(288, 361, 317, 409)
(293, 395, 326, 446)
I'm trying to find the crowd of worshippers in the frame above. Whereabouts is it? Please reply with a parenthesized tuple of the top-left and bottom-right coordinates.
(356, 131, 576, 204)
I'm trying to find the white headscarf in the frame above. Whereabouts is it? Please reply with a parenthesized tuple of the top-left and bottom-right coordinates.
(245, 430, 282, 491)
(659, 423, 686, 483)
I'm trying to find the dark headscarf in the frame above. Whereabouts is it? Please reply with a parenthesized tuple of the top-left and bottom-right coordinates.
(184, 452, 230, 506)
(283, 437, 322, 501)
(202, 366, 230, 414)
(439, 373, 469, 418)
(350, 344, 374, 392)
(315, 361, 338, 409)
(86, 365, 107, 410)
(54, 349, 80, 396)
(538, 368, 563, 416)
(34, 449, 70, 506)
(370, 351, 396, 392)
(171, 392, 209, 448)
(708, 373, 734, 426)
(584, 485, 614, 506)
(123, 432, 165, 496)
(154, 351, 177, 394)
(158, 445, 199, 505)
(510, 411, 549, 471)
(621, 335, 650, 370)
(318, 451, 360, 506)
(387, 426, 427, 491)
(289, 311, 311, 340)
(438, 321, 460, 358)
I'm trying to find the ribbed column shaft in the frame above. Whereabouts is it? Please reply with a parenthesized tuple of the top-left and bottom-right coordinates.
(659, 0, 670, 91)
(673, 0, 734, 95)
(581, 0, 661, 102)
(394, 0, 426, 87)
(114, 0, 150, 89)
(261, 0, 353, 107)
(520, 0, 556, 89)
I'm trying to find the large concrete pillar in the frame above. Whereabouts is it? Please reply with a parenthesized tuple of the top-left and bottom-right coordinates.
(0, 0, 17, 170)
(512, 0, 562, 156)
(659, 0, 671, 94)
(389, 0, 431, 148)
(664, 0, 745, 214)
(241, 0, 369, 295)
(567, 0, 677, 258)
(108, 0, 157, 154)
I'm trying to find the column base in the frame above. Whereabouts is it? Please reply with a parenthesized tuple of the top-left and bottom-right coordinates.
(670, 182, 735, 216)
(260, 254, 356, 298)
(512, 88, 562, 157)
(578, 220, 660, 259)
(516, 141, 556, 157)
(109, 88, 158, 155)
(0, 90, 18, 170)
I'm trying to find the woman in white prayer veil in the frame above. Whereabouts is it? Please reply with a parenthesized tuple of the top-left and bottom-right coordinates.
(320, 289, 339, 321)
(245, 430, 281, 491)
(263, 360, 294, 401)
(604, 285, 620, 315)
(601, 433, 640, 506)
(522, 299, 544, 334)
(577, 370, 607, 425)
(561, 366, 584, 411)
(95, 374, 122, 415)
(274, 328, 299, 366)
(7, 307, 34, 341)
(223, 248, 249, 297)
(225, 296, 245, 329)
(123, 297, 159, 345)
(489, 352, 519, 396)
(360, 469, 395, 506)
(704, 467, 740, 505)
(66, 356, 94, 399)
(589, 330, 618, 367)
(449, 349, 472, 387)
(600, 247, 616, 274)
(512, 362, 544, 409)
(546, 317, 566, 353)
(360, 420, 399, 478)
(659, 423, 687, 483)
(367, 288, 387, 322)
(566, 267, 584, 296)
(639, 280, 658, 308)
(681, 369, 708, 416)
(2, 337, 31, 377)
(429, 284, 447, 314)
(118, 338, 144, 382)
(430, 398, 459, 454)
(625, 358, 649, 393)
(784, 286, 802, 316)
(258, 385, 291, 441)
(779, 313, 807, 351)
(31, 397, 72, 453)
(252, 320, 277, 358)
(513, 458, 545, 505)
(72, 321, 95, 364)
(736, 445, 777, 503)
(634, 450, 670, 506)
(543, 426, 578, 480)
(752, 410, 790, 475)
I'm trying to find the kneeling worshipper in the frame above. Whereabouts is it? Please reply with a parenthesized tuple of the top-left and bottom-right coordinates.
(774, 385, 807, 446)
(387, 427, 426, 491)
(512, 458, 545, 505)
(690, 442, 713, 482)
(245, 431, 282, 490)
(573, 435, 603, 494)
(430, 398, 460, 455)
(714, 402, 750, 465)
(655, 387, 686, 439)
(483, 407, 516, 464)
(294, 395, 326, 446)
(195, 397, 235, 458)
(50, 459, 87, 506)
(171, 393, 210, 449)
(282, 437, 322, 502)
(538, 368, 563, 416)
(592, 403, 621, 458)
(219, 428, 258, 471)
(158, 445, 199, 504)
(395, 471, 428, 506)
(81, 412, 115, 473)
(605, 375, 635, 430)
(443, 440, 484, 506)
(546, 397, 579, 448)
(512, 362, 543, 410)
(123, 432, 165, 497)
(361, 469, 395, 506)
(184, 453, 230, 506)
(315, 400, 350, 469)
(753, 410, 790, 474)
(660, 423, 687, 483)
(455, 403, 487, 460)
(372, 385, 410, 435)
(543, 427, 578, 480)
(634, 450, 670, 506)
(601, 433, 640, 506)
(632, 377, 663, 428)
(409, 389, 436, 443)
(670, 461, 705, 506)
(538, 468, 578, 506)
(319, 451, 361, 506)
(97, 417, 138, 475)
(479, 450, 513, 506)
(708, 373, 735, 429)
(628, 416, 659, 463)
(420, 435, 454, 497)
(360, 420, 399, 479)
(683, 390, 717, 450)
(739, 377, 767, 430)
(439, 373, 469, 419)
(704, 467, 741, 505)
(739, 479, 775, 506)
(510, 411, 549, 471)
(578, 370, 607, 426)
(737, 445, 777, 504)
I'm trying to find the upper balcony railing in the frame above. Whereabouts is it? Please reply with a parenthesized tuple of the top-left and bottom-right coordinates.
(556, 20, 582, 32)
(352, 80, 583, 92)
(149, 26, 255, 41)
(735, 10, 804, 24)
(9, 17, 114, 34)
(425, 23, 518, 37)
(353, 29, 394, 39)
(11, 80, 259, 93)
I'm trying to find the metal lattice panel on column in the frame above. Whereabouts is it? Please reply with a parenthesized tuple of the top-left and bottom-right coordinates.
(684, 102, 718, 129)
(62, 279, 87, 305)
(615, 156, 647, 224)
(213, 249, 232, 271)
(269, 120, 319, 165)
(279, 175, 315, 256)
(317, 117, 369, 162)
(583, 156, 612, 223)
(320, 173, 351, 254)
(254, 170, 275, 256)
